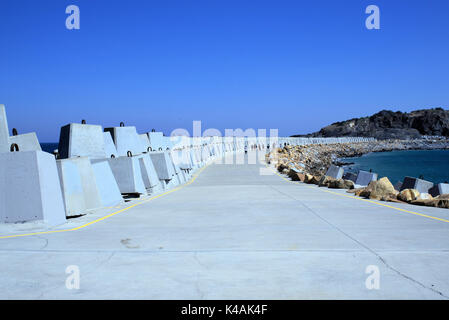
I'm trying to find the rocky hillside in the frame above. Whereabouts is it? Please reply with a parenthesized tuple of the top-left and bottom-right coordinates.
(295, 108, 449, 140)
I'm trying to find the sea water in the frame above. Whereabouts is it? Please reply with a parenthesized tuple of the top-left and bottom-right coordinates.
(341, 149, 449, 185)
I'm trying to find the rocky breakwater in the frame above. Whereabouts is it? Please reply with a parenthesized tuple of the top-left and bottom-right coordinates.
(266, 139, 449, 209)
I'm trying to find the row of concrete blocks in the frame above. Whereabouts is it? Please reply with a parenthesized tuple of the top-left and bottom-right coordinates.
(325, 164, 449, 196)
(0, 105, 247, 225)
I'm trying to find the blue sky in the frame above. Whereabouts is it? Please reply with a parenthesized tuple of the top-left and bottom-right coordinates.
(1, 0, 448, 141)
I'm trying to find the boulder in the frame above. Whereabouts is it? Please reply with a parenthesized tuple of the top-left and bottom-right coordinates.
(304, 173, 313, 183)
(328, 179, 354, 189)
(347, 187, 364, 194)
(288, 168, 301, 180)
(398, 189, 420, 202)
(310, 175, 321, 185)
(319, 175, 335, 187)
(358, 177, 396, 200)
(343, 179, 355, 190)
(411, 199, 438, 207)
(277, 163, 288, 172)
(370, 177, 396, 200)
(296, 173, 306, 182)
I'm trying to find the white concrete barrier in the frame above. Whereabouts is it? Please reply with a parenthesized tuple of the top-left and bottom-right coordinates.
(0, 104, 9, 153)
(104, 125, 144, 157)
(57, 157, 122, 217)
(104, 156, 148, 195)
(9, 133, 42, 152)
(58, 123, 107, 159)
(90, 160, 123, 206)
(149, 151, 178, 190)
(0, 150, 66, 225)
(137, 153, 163, 194)
(103, 132, 118, 158)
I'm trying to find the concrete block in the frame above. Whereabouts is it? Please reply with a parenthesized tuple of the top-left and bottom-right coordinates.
(342, 172, 357, 183)
(429, 183, 449, 197)
(9, 133, 42, 152)
(149, 151, 176, 181)
(147, 132, 165, 151)
(400, 176, 434, 194)
(104, 126, 144, 157)
(90, 160, 123, 206)
(137, 154, 163, 194)
(355, 171, 378, 186)
(0, 150, 66, 225)
(57, 157, 118, 217)
(101, 156, 147, 195)
(171, 149, 193, 170)
(57, 158, 87, 217)
(0, 104, 9, 153)
(58, 123, 107, 159)
(394, 181, 403, 192)
(103, 132, 118, 158)
(140, 134, 151, 152)
(325, 165, 344, 180)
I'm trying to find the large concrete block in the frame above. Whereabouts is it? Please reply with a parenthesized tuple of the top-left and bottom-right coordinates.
(101, 156, 147, 195)
(0, 104, 9, 153)
(58, 123, 107, 159)
(147, 132, 165, 151)
(90, 160, 123, 206)
(400, 176, 434, 194)
(325, 165, 344, 180)
(355, 171, 378, 186)
(429, 183, 449, 197)
(0, 150, 66, 225)
(140, 134, 151, 152)
(103, 132, 118, 158)
(104, 126, 144, 157)
(9, 133, 42, 152)
(57, 157, 117, 217)
(57, 158, 87, 217)
(171, 149, 193, 170)
(149, 151, 176, 181)
(137, 154, 163, 194)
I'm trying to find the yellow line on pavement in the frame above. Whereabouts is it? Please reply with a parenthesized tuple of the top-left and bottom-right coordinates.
(270, 164, 449, 224)
(0, 164, 209, 239)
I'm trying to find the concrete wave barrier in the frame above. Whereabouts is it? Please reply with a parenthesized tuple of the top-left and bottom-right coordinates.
(3, 103, 384, 225)
(105, 125, 144, 157)
(59, 123, 107, 159)
(355, 170, 378, 186)
(137, 154, 164, 194)
(0, 150, 66, 225)
(57, 157, 123, 217)
(9, 132, 41, 152)
(104, 156, 148, 195)
(400, 176, 434, 194)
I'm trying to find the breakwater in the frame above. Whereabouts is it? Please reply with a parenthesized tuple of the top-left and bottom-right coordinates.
(267, 138, 449, 209)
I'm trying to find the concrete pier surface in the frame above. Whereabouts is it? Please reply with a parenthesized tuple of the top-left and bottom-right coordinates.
(1, 152, 449, 299)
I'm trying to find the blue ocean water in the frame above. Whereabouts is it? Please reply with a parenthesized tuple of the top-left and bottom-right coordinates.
(341, 149, 449, 185)
(40, 143, 58, 154)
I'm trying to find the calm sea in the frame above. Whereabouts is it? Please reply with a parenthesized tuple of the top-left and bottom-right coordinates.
(40, 143, 58, 153)
(341, 149, 449, 185)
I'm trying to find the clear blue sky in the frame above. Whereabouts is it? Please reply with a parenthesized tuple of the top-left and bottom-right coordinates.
(1, 0, 448, 141)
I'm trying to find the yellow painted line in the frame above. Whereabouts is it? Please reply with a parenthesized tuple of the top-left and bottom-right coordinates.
(0, 164, 209, 239)
(268, 163, 449, 224)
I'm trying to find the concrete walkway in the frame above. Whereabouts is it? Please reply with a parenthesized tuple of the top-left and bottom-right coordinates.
(1, 152, 449, 299)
